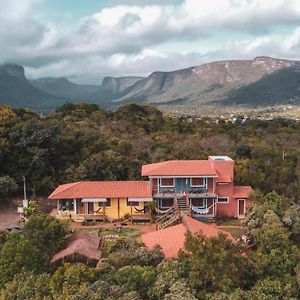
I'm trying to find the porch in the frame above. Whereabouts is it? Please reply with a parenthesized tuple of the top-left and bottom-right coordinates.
(155, 196, 217, 217)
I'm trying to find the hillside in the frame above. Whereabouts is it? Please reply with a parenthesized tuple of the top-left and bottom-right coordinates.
(30, 77, 99, 101)
(0, 64, 65, 109)
(90, 76, 144, 104)
(1, 57, 300, 112)
(221, 64, 300, 106)
(114, 56, 296, 106)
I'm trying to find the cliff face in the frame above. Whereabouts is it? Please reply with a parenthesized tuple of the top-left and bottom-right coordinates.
(0, 63, 64, 109)
(115, 57, 296, 105)
(1, 57, 300, 111)
(0, 64, 26, 79)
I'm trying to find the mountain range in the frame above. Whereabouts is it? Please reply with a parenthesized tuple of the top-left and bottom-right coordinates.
(1, 56, 300, 112)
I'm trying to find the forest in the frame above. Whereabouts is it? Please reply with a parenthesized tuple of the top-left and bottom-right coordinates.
(0, 103, 300, 299)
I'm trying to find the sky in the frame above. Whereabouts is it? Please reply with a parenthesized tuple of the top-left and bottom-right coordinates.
(2, 0, 300, 84)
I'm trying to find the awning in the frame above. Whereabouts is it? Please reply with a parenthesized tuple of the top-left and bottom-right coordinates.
(128, 197, 153, 202)
(82, 198, 107, 203)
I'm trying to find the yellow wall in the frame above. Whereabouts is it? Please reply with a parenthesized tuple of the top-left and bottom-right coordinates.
(93, 198, 145, 221)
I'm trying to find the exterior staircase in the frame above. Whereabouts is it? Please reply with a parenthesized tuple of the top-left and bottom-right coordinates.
(155, 202, 180, 230)
(177, 197, 189, 210)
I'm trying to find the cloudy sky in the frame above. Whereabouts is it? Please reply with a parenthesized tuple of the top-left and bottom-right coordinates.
(2, 0, 300, 84)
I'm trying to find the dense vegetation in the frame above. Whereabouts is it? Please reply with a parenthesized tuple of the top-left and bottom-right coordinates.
(1, 103, 300, 200)
(0, 103, 300, 299)
(0, 192, 299, 299)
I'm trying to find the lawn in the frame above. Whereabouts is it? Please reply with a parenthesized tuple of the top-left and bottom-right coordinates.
(221, 227, 248, 238)
(78, 226, 141, 239)
(217, 218, 243, 226)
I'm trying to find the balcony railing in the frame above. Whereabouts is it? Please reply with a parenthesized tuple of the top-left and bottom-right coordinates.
(154, 184, 215, 195)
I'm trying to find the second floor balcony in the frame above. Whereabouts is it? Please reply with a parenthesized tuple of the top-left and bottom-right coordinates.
(153, 177, 216, 198)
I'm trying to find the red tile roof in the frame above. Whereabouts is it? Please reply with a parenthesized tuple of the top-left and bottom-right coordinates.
(141, 214, 235, 259)
(233, 186, 252, 198)
(141, 160, 218, 177)
(49, 181, 152, 199)
(216, 176, 232, 183)
(142, 224, 187, 259)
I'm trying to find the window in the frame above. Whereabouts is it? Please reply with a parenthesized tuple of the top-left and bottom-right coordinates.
(126, 198, 140, 207)
(160, 178, 175, 187)
(217, 197, 229, 203)
(105, 198, 112, 208)
(160, 198, 174, 208)
(191, 198, 205, 207)
(59, 199, 74, 211)
(191, 178, 205, 187)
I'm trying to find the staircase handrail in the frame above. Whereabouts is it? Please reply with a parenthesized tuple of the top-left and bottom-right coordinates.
(156, 206, 176, 223)
(155, 205, 174, 215)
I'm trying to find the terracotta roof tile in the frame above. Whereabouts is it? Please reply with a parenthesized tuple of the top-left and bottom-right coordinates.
(141, 160, 218, 177)
(233, 186, 252, 198)
(141, 224, 186, 259)
(216, 176, 232, 183)
(141, 215, 235, 259)
(49, 181, 152, 199)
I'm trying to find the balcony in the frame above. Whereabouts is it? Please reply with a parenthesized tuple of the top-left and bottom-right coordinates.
(154, 187, 216, 198)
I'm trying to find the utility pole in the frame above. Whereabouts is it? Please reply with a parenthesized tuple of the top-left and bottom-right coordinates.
(22, 176, 28, 209)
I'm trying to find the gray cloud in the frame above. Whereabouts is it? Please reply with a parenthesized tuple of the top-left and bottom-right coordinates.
(3, 0, 300, 83)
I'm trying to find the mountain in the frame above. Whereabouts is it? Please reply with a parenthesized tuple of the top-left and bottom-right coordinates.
(1, 57, 300, 112)
(113, 56, 297, 106)
(30, 77, 99, 101)
(0, 64, 65, 109)
(90, 76, 143, 103)
(220, 64, 300, 106)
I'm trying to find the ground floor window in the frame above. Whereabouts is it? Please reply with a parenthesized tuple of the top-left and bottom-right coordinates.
(160, 198, 174, 208)
(59, 199, 74, 211)
(105, 198, 112, 207)
(126, 198, 140, 207)
(191, 198, 205, 207)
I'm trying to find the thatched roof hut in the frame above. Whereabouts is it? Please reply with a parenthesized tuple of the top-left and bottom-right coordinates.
(50, 231, 102, 268)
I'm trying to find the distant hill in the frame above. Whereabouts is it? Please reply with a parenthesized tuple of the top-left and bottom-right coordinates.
(30, 77, 99, 101)
(90, 76, 144, 104)
(1, 57, 300, 112)
(0, 64, 65, 109)
(113, 56, 297, 106)
(220, 64, 300, 106)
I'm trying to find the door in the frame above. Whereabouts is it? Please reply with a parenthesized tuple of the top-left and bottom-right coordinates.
(238, 199, 245, 217)
(76, 200, 84, 214)
(87, 202, 94, 215)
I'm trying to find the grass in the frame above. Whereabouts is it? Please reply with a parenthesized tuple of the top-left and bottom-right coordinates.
(77, 226, 141, 239)
(98, 227, 141, 239)
(217, 218, 243, 226)
(221, 227, 247, 238)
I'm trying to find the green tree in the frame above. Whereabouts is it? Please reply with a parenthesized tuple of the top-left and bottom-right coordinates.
(179, 233, 254, 297)
(51, 263, 96, 297)
(0, 176, 18, 198)
(0, 272, 52, 300)
(109, 265, 156, 299)
(24, 214, 68, 257)
(0, 233, 47, 287)
(252, 215, 299, 280)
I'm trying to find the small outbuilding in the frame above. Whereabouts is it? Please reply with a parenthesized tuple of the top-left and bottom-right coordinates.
(50, 231, 102, 268)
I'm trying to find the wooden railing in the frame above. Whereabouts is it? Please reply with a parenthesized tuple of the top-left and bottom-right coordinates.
(155, 198, 180, 230)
